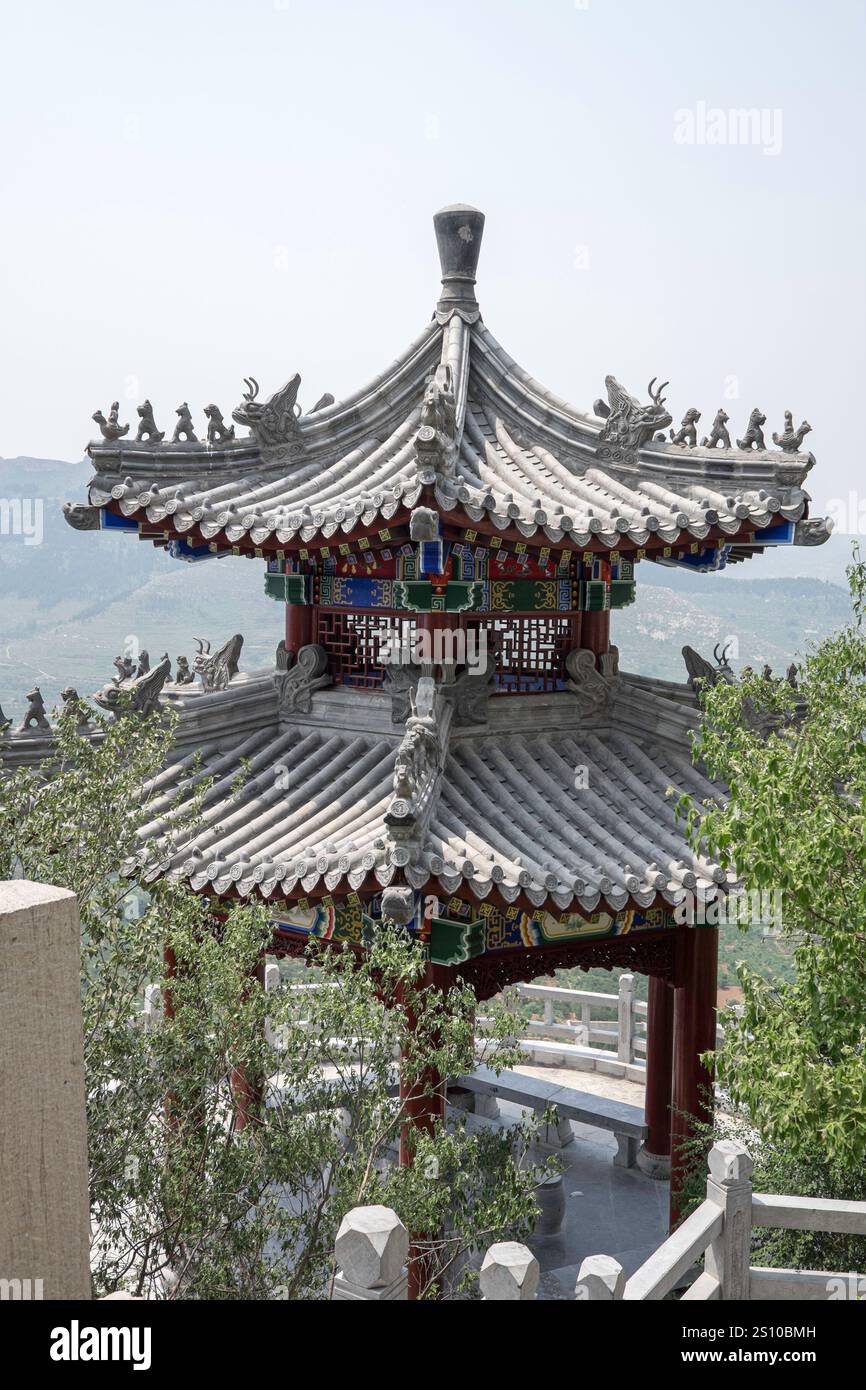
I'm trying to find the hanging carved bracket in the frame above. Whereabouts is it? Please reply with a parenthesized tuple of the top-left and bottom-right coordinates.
(383, 631, 500, 726)
(385, 675, 450, 845)
(565, 647, 619, 715)
(274, 641, 332, 714)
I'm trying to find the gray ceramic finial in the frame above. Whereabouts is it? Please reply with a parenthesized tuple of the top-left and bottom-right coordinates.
(434, 204, 485, 316)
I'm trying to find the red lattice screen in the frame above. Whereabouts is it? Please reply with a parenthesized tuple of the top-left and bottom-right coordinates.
(314, 610, 575, 694)
(314, 610, 417, 688)
(462, 615, 575, 693)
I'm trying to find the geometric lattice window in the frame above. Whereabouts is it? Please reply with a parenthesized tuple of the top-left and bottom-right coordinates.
(462, 615, 575, 693)
(313, 610, 417, 689)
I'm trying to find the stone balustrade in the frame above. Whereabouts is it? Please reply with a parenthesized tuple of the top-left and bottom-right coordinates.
(333, 1142, 866, 1302)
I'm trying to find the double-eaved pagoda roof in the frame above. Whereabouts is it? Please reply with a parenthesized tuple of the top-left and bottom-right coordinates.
(68, 205, 830, 565)
(5, 204, 830, 938)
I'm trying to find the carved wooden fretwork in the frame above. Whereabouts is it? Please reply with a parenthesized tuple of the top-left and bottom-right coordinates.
(267, 926, 680, 995)
(452, 931, 678, 1002)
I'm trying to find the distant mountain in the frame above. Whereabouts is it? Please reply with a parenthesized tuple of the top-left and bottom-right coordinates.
(615, 574, 853, 682)
(0, 456, 280, 716)
(0, 456, 857, 718)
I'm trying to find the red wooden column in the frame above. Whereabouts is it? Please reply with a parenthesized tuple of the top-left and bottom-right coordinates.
(638, 975, 674, 1179)
(581, 609, 610, 658)
(669, 927, 719, 1226)
(416, 607, 460, 678)
(285, 603, 312, 658)
(163, 944, 177, 1020)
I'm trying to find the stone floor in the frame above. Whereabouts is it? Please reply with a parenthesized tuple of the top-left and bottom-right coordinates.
(507, 1065, 668, 1300)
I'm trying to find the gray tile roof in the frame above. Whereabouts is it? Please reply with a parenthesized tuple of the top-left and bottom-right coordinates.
(75, 215, 828, 557)
(107, 668, 734, 915)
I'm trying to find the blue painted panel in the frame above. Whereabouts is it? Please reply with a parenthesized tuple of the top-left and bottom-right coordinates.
(100, 509, 139, 531)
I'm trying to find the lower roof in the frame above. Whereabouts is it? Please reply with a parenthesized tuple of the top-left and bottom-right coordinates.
(114, 661, 734, 917)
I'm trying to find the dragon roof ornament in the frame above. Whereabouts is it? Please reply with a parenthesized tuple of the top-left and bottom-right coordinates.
(593, 376, 673, 457)
(232, 374, 302, 448)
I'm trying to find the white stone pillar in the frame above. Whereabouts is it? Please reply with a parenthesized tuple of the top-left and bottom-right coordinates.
(263, 961, 281, 1048)
(704, 1140, 754, 1300)
(617, 973, 635, 1062)
(142, 983, 162, 1032)
(0, 881, 91, 1299)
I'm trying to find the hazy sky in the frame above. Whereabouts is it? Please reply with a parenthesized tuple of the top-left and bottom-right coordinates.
(1, 0, 864, 519)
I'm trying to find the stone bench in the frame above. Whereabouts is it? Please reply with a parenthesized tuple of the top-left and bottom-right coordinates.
(455, 1066, 647, 1168)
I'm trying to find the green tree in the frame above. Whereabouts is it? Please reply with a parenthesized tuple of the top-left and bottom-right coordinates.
(0, 705, 544, 1299)
(676, 549, 866, 1264)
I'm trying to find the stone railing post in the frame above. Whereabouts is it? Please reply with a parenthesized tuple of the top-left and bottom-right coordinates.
(617, 973, 635, 1062)
(704, 1140, 754, 1300)
(575, 1254, 625, 1300)
(479, 1243, 539, 1300)
(142, 982, 162, 1032)
(543, 997, 555, 1028)
(0, 881, 92, 1299)
(332, 1206, 409, 1301)
(263, 961, 280, 1048)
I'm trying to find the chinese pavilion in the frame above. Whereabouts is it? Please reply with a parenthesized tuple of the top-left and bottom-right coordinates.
(11, 205, 830, 1237)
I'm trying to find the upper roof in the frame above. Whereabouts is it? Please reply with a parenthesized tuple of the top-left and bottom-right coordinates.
(68, 207, 830, 560)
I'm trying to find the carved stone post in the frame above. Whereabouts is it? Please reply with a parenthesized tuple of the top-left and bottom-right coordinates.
(575, 1254, 625, 1301)
(0, 881, 91, 1299)
(263, 960, 280, 1048)
(617, 973, 635, 1062)
(333, 1206, 409, 1301)
(479, 1243, 539, 1301)
(704, 1141, 754, 1300)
